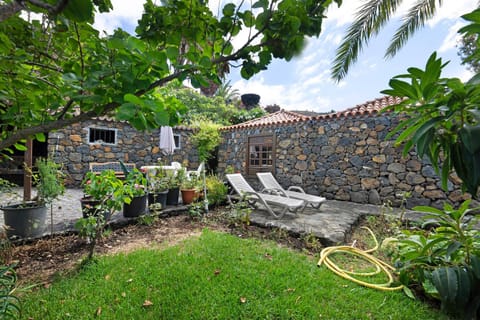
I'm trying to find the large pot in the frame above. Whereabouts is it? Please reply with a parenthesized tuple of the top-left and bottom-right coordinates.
(123, 194, 147, 218)
(181, 189, 197, 205)
(148, 191, 168, 209)
(1, 203, 47, 239)
(80, 197, 109, 220)
(166, 187, 180, 206)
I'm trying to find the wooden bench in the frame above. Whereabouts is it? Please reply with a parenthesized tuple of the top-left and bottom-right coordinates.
(89, 162, 136, 178)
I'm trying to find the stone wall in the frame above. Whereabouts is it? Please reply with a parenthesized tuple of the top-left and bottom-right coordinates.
(48, 119, 199, 186)
(218, 114, 469, 209)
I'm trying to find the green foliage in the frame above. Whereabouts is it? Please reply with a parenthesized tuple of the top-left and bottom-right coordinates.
(170, 85, 265, 126)
(332, 0, 442, 81)
(82, 170, 124, 212)
(391, 200, 480, 318)
(189, 119, 222, 162)
(459, 9, 480, 73)
(382, 51, 480, 197)
(34, 158, 65, 205)
(0, 264, 20, 319)
(123, 169, 147, 199)
(136, 214, 158, 226)
(205, 175, 228, 207)
(0, 0, 338, 153)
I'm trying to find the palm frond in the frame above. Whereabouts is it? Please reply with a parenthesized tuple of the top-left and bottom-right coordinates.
(331, 0, 403, 82)
(385, 0, 441, 58)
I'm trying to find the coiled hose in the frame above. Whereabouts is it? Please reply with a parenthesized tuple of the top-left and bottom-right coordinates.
(318, 227, 403, 291)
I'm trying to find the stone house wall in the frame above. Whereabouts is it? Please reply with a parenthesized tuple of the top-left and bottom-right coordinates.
(218, 113, 468, 209)
(48, 119, 199, 186)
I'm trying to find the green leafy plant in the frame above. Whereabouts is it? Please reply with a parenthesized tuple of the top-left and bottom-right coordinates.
(187, 202, 205, 219)
(391, 200, 480, 318)
(205, 175, 228, 207)
(189, 119, 222, 162)
(136, 214, 158, 226)
(79, 170, 125, 260)
(382, 51, 480, 198)
(34, 158, 65, 206)
(123, 169, 147, 199)
(0, 264, 20, 319)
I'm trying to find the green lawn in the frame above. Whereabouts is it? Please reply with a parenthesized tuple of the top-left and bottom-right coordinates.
(22, 229, 446, 319)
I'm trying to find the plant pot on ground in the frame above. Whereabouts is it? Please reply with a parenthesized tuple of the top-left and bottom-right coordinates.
(166, 168, 186, 206)
(145, 167, 169, 209)
(122, 168, 147, 217)
(0, 158, 65, 239)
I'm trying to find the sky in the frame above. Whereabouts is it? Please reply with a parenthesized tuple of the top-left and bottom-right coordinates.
(94, 0, 478, 113)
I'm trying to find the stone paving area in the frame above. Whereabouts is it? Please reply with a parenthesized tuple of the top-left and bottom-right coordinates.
(0, 188, 429, 244)
(249, 200, 425, 245)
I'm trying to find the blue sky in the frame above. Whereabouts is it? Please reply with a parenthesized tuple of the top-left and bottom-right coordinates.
(95, 0, 477, 113)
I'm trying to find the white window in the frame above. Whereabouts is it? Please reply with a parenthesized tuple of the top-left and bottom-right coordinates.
(88, 127, 117, 145)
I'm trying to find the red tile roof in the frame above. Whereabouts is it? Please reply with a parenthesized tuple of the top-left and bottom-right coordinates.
(316, 96, 404, 119)
(221, 96, 403, 131)
(221, 110, 311, 130)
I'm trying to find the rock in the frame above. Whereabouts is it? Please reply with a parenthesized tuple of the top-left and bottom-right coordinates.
(351, 191, 368, 203)
(424, 190, 446, 199)
(278, 139, 291, 148)
(361, 178, 380, 190)
(406, 197, 431, 209)
(407, 159, 422, 171)
(368, 189, 381, 205)
(295, 161, 308, 171)
(372, 155, 386, 163)
(405, 172, 425, 185)
(349, 156, 363, 168)
(70, 134, 82, 143)
(335, 189, 351, 201)
(387, 163, 405, 173)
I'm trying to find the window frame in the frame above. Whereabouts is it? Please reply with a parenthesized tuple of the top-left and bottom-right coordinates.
(173, 134, 181, 150)
(88, 127, 118, 145)
(246, 134, 275, 176)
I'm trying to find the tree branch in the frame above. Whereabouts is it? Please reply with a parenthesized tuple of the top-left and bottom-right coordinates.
(0, 0, 69, 23)
(0, 0, 25, 22)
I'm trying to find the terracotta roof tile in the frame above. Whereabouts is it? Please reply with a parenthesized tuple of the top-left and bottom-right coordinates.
(221, 96, 403, 131)
(220, 110, 311, 130)
(315, 96, 404, 119)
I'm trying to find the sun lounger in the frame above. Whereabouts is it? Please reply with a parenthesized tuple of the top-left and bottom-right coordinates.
(226, 173, 305, 219)
(256, 172, 326, 210)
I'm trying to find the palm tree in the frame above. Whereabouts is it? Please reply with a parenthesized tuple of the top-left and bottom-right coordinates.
(331, 0, 443, 82)
(214, 80, 239, 103)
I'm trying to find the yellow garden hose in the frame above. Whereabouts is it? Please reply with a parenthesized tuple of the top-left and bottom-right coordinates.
(318, 227, 403, 291)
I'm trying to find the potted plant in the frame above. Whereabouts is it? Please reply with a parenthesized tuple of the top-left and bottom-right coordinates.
(0, 158, 64, 238)
(122, 168, 147, 217)
(166, 168, 185, 206)
(81, 170, 124, 219)
(147, 168, 169, 209)
(181, 172, 200, 205)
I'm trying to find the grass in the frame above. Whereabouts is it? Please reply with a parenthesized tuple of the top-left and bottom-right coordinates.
(21, 229, 447, 319)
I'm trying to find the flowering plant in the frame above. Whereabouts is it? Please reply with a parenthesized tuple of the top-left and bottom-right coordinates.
(123, 168, 147, 198)
(82, 170, 125, 212)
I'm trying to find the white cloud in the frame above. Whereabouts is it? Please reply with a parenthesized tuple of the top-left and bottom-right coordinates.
(427, 0, 477, 27)
(438, 21, 465, 53)
(94, 0, 147, 34)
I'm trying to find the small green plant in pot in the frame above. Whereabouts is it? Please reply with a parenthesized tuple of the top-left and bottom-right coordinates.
(77, 169, 125, 260)
(1, 158, 64, 239)
(181, 172, 200, 205)
(122, 168, 148, 218)
(166, 168, 185, 206)
(146, 167, 169, 208)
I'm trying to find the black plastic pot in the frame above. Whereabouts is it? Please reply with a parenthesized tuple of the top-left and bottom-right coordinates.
(80, 197, 110, 220)
(148, 191, 168, 209)
(166, 187, 180, 206)
(123, 194, 147, 218)
(1, 203, 47, 238)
